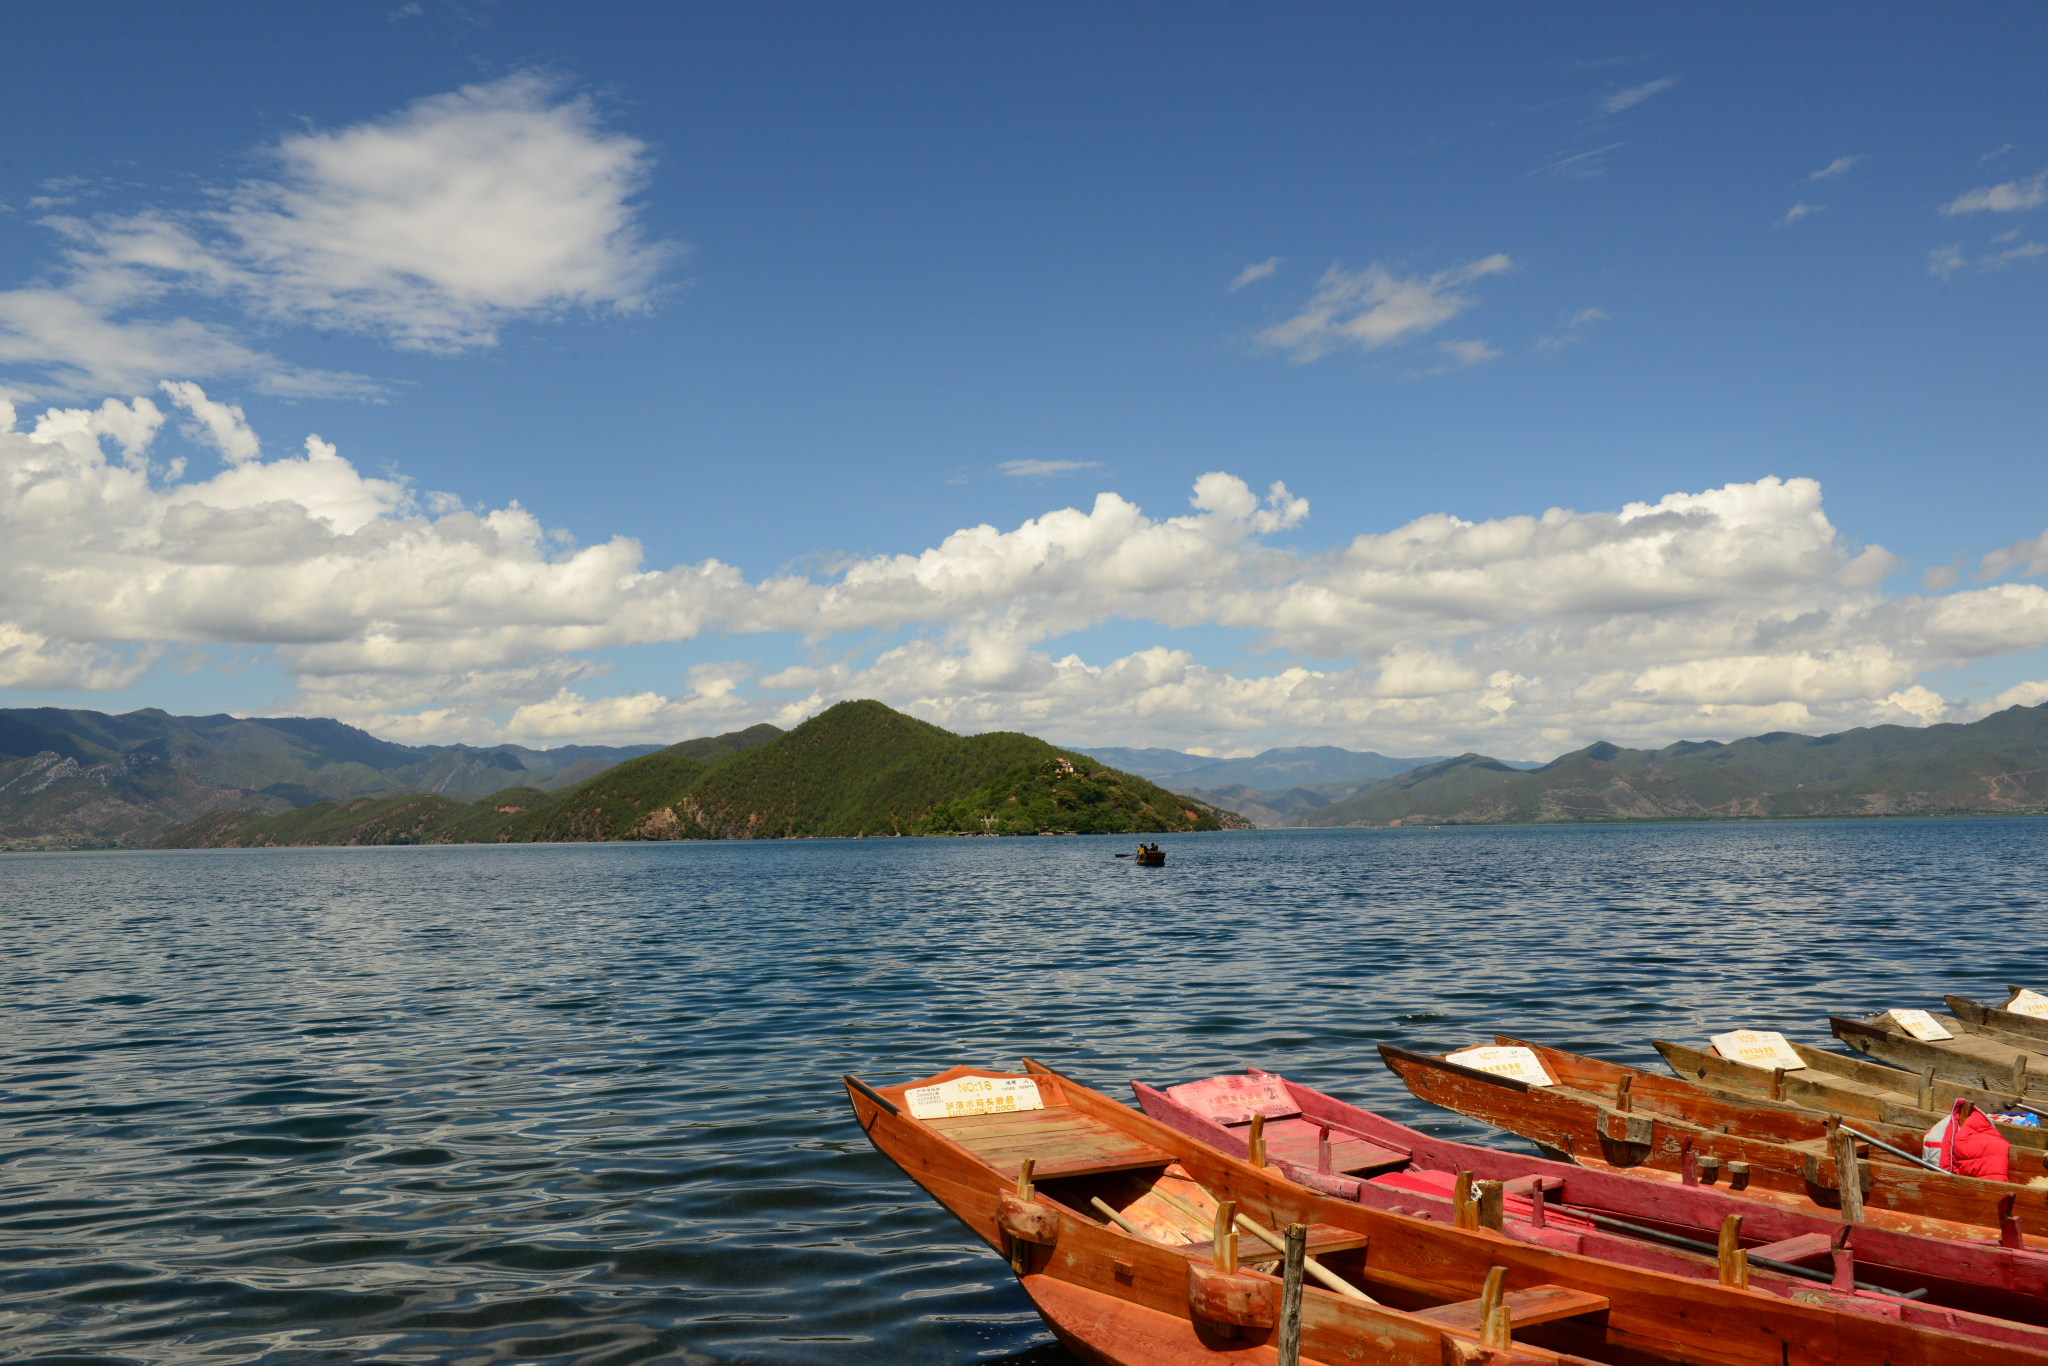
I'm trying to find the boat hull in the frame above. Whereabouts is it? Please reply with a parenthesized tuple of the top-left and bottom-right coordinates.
(846, 1062, 2048, 1365)
(1137, 1067, 2048, 1329)
(1379, 1043, 2048, 1242)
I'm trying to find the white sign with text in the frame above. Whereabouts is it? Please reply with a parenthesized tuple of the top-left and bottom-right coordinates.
(906, 1075, 1045, 1121)
(1710, 1029, 1805, 1071)
(1446, 1046, 1557, 1087)
(2008, 989, 2048, 1020)
(1879, 1008, 1954, 1041)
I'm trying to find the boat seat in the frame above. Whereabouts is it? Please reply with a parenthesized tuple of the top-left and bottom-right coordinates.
(1243, 1115, 1410, 1175)
(1414, 1285, 1611, 1333)
(925, 1105, 1174, 1180)
(1749, 1232, 1835, 1267)
(1183, 1223, 1371, 1264)
(1163, 1073, 1408, 1174)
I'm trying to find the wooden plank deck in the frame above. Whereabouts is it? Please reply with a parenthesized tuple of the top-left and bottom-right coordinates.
(925, 1105, 1174, 1180)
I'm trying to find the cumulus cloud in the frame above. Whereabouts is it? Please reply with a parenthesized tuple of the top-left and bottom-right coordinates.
(999, 459, 1101, 477)
(1229, 257, 1280, 291)
(14, 389, 2048, 756)
(1600, 76, 1678, 115)
(1807, 156, 1863, 181)
(0, 75, 674, 398)
(1929, 244, 1967, 279)
(1257, 255, 1512, 363)
(1941, 170, 2048, 216)
(1776, 202, 1824, 227)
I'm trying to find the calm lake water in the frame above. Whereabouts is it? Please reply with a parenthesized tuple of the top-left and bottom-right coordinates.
(4, 821, 2044, 1365)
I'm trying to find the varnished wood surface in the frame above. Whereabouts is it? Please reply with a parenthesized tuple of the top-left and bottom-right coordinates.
(1380, 1044, 2048, 1242)
(1833, 1015, 2048, 1095)
(1652, 1037, 2048, 1151)
(1140, 1067, 2048, 1326)
(845, 1061, 2048, 1364)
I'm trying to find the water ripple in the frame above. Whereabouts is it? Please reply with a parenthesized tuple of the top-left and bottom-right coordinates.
(2, 820, 2044, 1363)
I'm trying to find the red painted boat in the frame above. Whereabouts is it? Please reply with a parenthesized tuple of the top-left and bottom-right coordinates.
(844, 1059, 2048, 1365)
(1136, 1065, 2048, 1331)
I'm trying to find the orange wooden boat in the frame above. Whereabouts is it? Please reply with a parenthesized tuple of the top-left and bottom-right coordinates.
(1380, 1039, 2048, 1243)
(843, 1059, 2048, 1365)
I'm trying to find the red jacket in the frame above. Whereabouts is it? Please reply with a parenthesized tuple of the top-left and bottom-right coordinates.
(1926, 1101, 2010, 1182)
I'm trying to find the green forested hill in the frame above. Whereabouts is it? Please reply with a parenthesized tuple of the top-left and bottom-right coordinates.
(151, 703, 1229, 847)
(1299, 703, 2048, 827)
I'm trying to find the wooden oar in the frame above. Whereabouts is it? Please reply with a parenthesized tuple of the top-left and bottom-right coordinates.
(1145, 1182, 1377, 1303)
(1091, 1195, 1169, 1241)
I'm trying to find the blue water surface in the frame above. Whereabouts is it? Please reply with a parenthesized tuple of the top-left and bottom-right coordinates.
(2, 820, 2043, 1365)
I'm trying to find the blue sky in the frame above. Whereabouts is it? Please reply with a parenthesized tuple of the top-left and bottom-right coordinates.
(0, 3, 2043, 758)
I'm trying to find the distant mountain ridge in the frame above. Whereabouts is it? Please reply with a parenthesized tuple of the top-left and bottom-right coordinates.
(1073, 743, 1545, 827)
(0, 707, 661, 849)
(1298, 704, 2048, 827)
(154, 701, 1235, 847)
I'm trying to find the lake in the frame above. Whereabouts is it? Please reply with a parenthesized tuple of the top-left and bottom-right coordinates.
(3, 820, 2043, 1364)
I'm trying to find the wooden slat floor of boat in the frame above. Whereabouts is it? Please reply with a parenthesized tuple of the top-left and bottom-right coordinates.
(925, 1106, 1174, 1179)
(1184, 1223, 1370, 1264)
(1246, 1115, 1408, 1175)
(1414, 1285, 1611, 1333)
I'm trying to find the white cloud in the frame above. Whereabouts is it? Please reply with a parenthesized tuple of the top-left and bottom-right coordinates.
(1807, 156, 1863, 181)
(17, 389, 2048, 756)
(1535, 307, 1607, 354)
(1941, 170, 2048, 216)
(1928, 238, 2046, 278)
(1984, 240, 2047, 270)
(1229, 257, 1280, 291)
(1531, 143, 1628, 180)
(999, 460, 1102, 477)
(1982, 144, 2018, 163)
(1776, 202, 1824, 227)
(1257, 255, 1512, 363)
(1414, 339, 1501, 375)
(0, 75, 674, 398)
(1600, 76, 1678, 115)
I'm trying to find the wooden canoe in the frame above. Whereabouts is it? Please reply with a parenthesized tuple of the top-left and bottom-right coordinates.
(1831, 1014, 2048, 1096)
(1378, 1042, 2048, 1242)
(1653, 1036, 2048, 1151)
(1950, 993, 2048, 1049)
(843, 1061, 2048, 1366)
(1134, 1066, 2048, 1329)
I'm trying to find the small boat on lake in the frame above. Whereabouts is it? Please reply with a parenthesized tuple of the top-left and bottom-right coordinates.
(1135, 843, 1165, 866)
(1136, 1065, 2048, 1329)
(1380, 1038, 2048, 1242)
(842, 1061, 2048, 1364)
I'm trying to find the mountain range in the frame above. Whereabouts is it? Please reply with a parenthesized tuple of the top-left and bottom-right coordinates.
(13, 699, 2048, 849)
(1295, 703, 2048, 827)
(1074, 743, 1546, 827)
(0, 707, 659, 849)
(152, 701, 1231, 847)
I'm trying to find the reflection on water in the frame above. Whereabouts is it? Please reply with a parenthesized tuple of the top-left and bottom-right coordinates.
(2, 820, 2042, 1363)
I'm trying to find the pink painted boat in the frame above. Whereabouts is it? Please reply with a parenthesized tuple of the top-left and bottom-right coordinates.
(1134, 1066, 2048, 1331)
